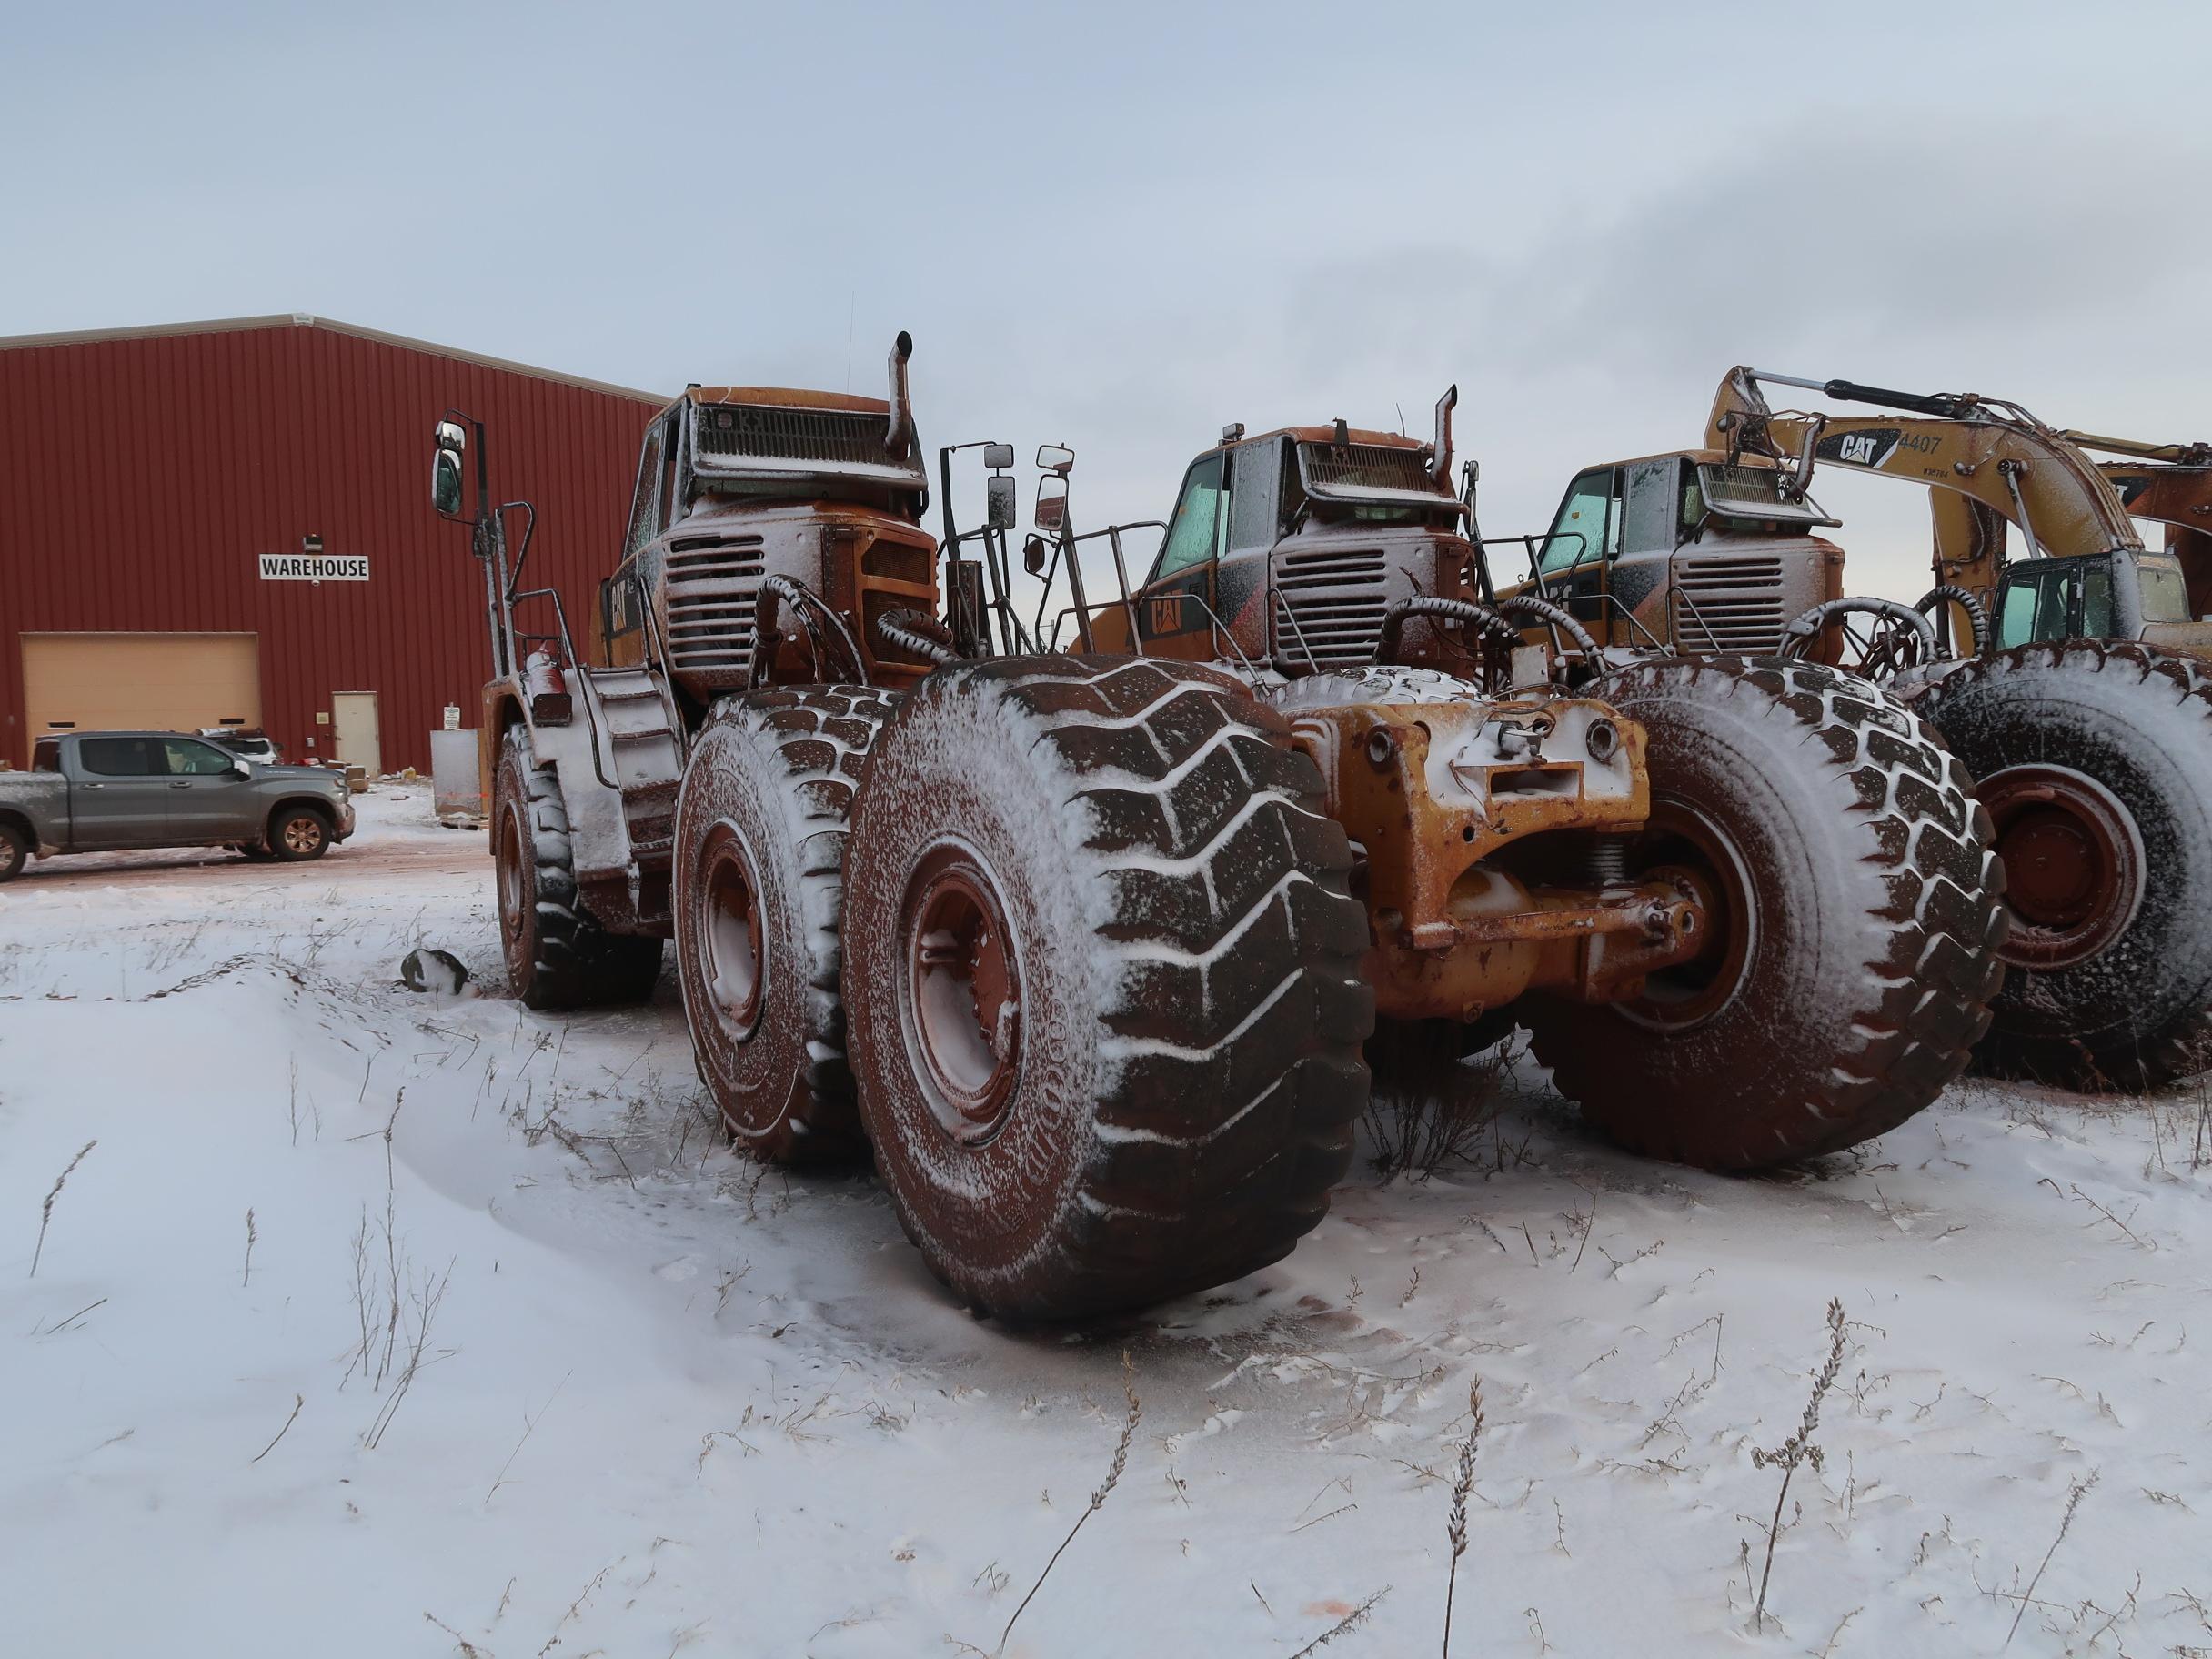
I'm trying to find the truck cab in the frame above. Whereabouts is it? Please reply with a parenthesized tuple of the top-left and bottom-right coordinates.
(592, 374, 940, 709)
(1089, 418, 1476, 676)
(1506, 450, 1845, 657)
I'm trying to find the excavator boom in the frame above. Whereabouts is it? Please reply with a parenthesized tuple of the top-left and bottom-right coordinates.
(1700, 367, 2212, 649)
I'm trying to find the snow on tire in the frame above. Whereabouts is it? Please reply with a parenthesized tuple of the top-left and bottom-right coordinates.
(672, 685, 900, 1163)
(1908, 641, 2212, 1091)
(492, 725, 664, 1010)
(1523, 657, 2006, 1169)
(840, 655, 1373, 1322)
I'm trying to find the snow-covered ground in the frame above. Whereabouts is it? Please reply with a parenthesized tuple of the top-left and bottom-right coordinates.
(3, 786, 2207, 1658)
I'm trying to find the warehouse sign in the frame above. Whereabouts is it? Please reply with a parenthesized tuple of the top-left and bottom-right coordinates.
(258, 552, 369, 581)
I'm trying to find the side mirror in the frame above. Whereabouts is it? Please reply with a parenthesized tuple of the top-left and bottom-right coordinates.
(1023, 534, 1050, 577)
(232, 759, 253, 779)
(981, 442, 1015, 471)
(1036, 444, 1075, 476)
(1034, 474, 1069, 534)
(432, 419, 468, 516)
(985, 474, 1018, 532)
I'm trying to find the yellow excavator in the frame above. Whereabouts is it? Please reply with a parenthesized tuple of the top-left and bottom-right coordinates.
(2058, 427, 2212, 622)
(1703, 368, 2211, 665)
(1487, 370, 2212, 1092)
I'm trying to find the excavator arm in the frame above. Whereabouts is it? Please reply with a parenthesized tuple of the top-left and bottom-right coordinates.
(1704, 367, 2148, 631)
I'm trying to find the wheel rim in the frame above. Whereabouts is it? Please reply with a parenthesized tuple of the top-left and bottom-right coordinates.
(496, 799, 528, 938)
(0, 838, 19, 876)
(900, 840, 1022, 1144)
(1617, 799, 1755, 1031)
(1980, 764, 2144, 970)
(283, 815, 323, 854)
(698, 823, 767, 1039)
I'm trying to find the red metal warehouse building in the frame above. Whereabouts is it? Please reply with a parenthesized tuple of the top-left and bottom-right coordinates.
(0, 314, 662, 774)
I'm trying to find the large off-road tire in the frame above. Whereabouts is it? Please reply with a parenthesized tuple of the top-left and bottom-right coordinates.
(1523, 657, 2006, 1169)
(841, 655, 1373, 1322)
(1909, 642, 2212, 1091)
(673, 686, 900, 1163)
(0, 820, 29, 882)
(493, 724, 664, 1010)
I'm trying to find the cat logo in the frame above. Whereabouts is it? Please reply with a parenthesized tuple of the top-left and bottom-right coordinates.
(1821, 427, 1901, 470)
(1149, 596, 1185, 634)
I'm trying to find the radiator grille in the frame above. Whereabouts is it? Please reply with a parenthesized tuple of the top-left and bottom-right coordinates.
(1300, 442, 1436, 496)
(1671, 554, 1787, 653)
(694, 406, 891, 468)
(1273, 545, 1389, 668)
(664, 536, 766, 675)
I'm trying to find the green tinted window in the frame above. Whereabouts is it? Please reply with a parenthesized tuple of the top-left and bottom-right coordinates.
(1996, 558, 2115, 647)
(1155, 454, 1225, 580)
(1997, 577, 2041, 648)
(1537, 468, 1615, 575)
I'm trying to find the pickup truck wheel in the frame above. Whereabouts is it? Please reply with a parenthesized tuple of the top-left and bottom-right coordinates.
(494, 724, 664, 1010)
(0, 821, 28, 882)
(268, 806, 333, 862)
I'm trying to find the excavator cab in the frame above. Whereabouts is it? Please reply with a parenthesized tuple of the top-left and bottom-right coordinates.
(1990, 549, 2194, 649)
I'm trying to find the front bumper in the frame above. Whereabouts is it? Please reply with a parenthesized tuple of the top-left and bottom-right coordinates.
(333, 799, 357, 840)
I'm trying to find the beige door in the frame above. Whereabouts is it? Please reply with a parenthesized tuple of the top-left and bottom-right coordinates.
(22, 633, 259, 754)
(332, 690, 381, 777)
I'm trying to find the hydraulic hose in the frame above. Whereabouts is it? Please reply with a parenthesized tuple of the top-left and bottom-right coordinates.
(1494, 594, 1601, 661)
(1372, 596, 1519, 666)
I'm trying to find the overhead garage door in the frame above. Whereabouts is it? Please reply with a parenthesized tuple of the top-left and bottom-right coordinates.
(22, 633, 261, 744)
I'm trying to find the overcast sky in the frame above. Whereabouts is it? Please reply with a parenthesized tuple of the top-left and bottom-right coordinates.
(10, 1, 2212, 604)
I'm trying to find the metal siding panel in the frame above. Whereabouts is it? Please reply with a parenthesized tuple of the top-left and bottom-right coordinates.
(1, 319, 656, 769)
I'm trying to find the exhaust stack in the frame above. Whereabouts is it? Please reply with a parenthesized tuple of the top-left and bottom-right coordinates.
(885, 330, 915, 455)
(1431, 384, 1458, 487)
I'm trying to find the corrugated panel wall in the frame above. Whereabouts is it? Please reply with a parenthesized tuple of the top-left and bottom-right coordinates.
(0, 320, 660, 770)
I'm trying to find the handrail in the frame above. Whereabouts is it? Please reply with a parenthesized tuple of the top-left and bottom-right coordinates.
(631, 571, 689, 767)
(1667, 585, 1740, 657)
(1270, 588, 1322, 674)
(1028, 519, 1168, 650)
(509, 586, 617, 791)
(1046, 592, 1264, 688)
(1480, 530, 1588, 600)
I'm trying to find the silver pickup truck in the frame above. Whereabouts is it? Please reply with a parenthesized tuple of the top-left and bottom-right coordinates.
(0, 730, 357, 882)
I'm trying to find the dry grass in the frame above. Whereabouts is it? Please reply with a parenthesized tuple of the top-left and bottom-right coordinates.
(1748, 1296, 1847, 1631)
(987, 1352, 1141, 1657)
(28, 1139, 96, 1279)
(1364, 1028, 1523, 1180)
(1442, 1376, 1484, 1656)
